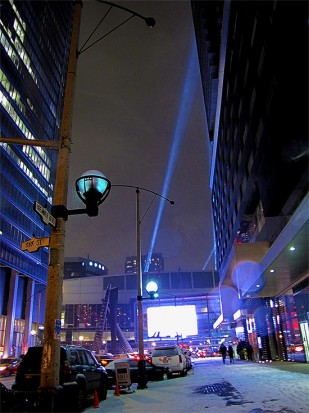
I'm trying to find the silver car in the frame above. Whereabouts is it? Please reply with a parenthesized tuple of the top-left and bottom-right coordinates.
(150, 345, 187, 376)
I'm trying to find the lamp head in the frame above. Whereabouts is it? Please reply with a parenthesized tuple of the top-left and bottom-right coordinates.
(76, 170, 111, 216)
(146, 281, 159, 299)
(145, 17, 156, 27)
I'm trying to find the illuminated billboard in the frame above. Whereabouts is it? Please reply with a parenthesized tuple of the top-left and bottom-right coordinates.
(147, 305, 198, 338)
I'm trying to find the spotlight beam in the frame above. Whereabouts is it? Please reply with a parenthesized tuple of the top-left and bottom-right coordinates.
(145, 42, 198, 271)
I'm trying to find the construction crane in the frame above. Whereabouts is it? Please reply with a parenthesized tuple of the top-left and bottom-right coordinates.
(93, 284, 134, 354)
(93, 284, 111, 354)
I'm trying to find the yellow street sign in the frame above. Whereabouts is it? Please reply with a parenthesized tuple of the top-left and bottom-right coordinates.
(21, 236, 50, 253)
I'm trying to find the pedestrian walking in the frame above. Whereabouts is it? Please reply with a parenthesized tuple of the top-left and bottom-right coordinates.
(228, 345, 235, 364)
(219, 343, 227, 364)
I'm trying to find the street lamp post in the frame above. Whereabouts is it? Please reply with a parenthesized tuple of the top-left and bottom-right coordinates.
(135, 188, 147, 388)
(112, 185, 174, 388)
(135, 192, 174, 388)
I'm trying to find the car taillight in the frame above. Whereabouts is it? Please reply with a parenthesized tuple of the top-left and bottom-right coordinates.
(101, 360, 109, 366)
(179, 355, 182, 363)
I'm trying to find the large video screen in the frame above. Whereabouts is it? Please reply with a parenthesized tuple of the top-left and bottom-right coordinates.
(147, 305, 197, 338)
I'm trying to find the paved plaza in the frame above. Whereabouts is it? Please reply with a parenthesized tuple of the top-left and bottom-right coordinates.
(85, 358, 309, 413)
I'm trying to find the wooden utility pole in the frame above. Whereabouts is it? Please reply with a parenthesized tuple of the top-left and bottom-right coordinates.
(39, 1, 82, 395)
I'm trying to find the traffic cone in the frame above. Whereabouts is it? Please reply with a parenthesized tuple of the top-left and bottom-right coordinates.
(93, 389, 100, 408)
(114, 383, 120, 396)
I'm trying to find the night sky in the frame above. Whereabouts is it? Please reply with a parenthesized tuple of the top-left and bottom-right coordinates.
(64, 0, 214, 275)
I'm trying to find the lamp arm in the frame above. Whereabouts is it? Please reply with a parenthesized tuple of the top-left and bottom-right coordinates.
(97, 1, 156, 26)
(78, 15, 134, 55)
(51, 206, 98, 220)
(78, 0, 155, 56)
(112, 184, 174, 205)
(139, 193, 156, 223)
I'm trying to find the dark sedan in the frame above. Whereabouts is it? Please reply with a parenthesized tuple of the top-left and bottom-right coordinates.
(105, 358, 171, 388)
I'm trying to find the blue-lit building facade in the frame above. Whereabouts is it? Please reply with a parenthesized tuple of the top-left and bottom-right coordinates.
(0, 1, 74, 357)
(191, 1, 308, 362)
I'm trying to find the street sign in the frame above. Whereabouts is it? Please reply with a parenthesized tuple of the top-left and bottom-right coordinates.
(115, 361, 131, 387)
(21, 236, 50, 253)
(34, 201, 56, 227)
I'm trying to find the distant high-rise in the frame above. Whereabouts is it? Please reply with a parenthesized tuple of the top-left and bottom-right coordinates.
(125, 252, 164, 274)
(0, 1, 74, 357)
(192, 0, 308, 361)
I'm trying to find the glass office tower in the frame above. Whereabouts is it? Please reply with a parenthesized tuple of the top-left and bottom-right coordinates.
(0, 1, 74, 357)
(191, 1, 308, 362)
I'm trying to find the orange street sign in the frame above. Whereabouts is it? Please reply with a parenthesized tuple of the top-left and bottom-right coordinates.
(21, 236, 50, 253)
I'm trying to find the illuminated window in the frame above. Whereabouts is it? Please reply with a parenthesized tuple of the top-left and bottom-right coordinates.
(1, 143, 51, 201)
(13, 18, 25, 43)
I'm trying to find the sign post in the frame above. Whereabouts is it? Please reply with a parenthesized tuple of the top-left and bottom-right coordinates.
(114, 361, 131, 388)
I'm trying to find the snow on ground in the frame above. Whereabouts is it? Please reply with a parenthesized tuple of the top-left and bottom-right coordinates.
(85, 358, 309, 413)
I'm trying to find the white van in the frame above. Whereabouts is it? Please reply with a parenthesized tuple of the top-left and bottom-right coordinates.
(150, 345, 187, 376)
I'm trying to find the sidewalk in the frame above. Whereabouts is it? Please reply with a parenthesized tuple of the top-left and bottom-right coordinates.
(254, 359, 309, 375)
(85, 358, 309, 413)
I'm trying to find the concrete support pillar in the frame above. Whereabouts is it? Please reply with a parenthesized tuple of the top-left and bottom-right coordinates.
(3, 270, 19, 357)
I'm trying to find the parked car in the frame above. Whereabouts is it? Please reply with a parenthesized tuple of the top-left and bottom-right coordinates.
(0, 357, 21, 377)
(128, 352, 152, 361)
(150, 345, 187, 376)
(210, 348, 220, 357)
(12, 346, 108, 411)
(113, 353, 131, 360)
(105, 358, 171, 388)
(96, 354, 114, 367)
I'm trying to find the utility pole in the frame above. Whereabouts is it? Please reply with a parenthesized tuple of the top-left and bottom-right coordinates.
(39, 0, 82, 399)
